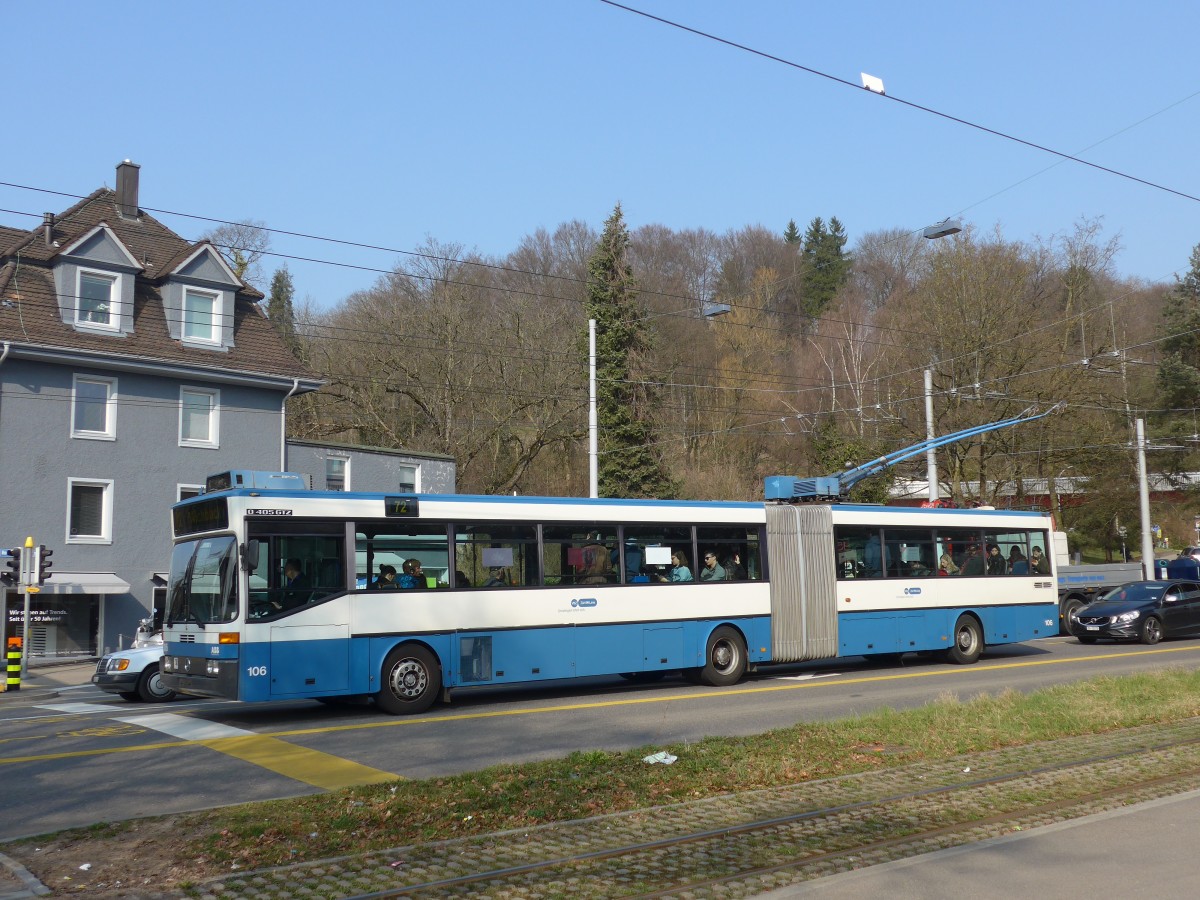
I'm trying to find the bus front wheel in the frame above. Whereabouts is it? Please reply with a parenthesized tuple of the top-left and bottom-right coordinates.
(944, 615, 984, 665)
(687, 626, 747, 687)
(376, 644, 441, 715)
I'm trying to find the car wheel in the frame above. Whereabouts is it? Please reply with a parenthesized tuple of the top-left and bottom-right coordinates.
(1139, 616, 1163, 645)
(136, 663, 176, 703)
(376, 644, 441, 714)
(945, 615, 984, 664)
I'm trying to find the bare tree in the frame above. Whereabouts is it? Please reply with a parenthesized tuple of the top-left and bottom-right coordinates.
(200, 219, 272, 288)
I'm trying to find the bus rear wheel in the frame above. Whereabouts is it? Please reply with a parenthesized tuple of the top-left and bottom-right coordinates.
(687, 626, 747, 687)
(376, 644, 441, 715)
(944, 615, 984, 665)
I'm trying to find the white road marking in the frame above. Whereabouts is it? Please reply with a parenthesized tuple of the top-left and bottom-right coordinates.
(34, 702, 117, 714)
(769, 673, 841, 681)
(113, 712, 252, 741)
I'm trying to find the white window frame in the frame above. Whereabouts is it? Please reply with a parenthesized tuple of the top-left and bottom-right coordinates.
(70, 374, 118, 440)
(398, 465, 419, 493)
(179, 387, 220, 449)
(74, 268, 123, 331)
(66, 477, 114, 545)
(177, 484, 203, 502)
(182, 287, 220, 345)
(326, 457, 349, 491)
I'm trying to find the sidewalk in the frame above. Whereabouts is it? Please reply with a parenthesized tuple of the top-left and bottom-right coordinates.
(0, 658, 97, 703)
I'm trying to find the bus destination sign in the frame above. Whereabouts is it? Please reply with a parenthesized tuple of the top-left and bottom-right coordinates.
(385, 496, 420, 518)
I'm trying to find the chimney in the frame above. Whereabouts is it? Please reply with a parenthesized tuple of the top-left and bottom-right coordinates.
(116, 160, 140, 219)
(42, 213, 55, 247)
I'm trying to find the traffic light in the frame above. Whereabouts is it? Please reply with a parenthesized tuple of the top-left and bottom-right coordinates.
(1, 548, 18, 586)
(36, 545, 52, 585)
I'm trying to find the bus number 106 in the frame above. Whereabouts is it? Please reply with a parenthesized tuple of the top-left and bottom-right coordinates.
(246, 666, 268, 677)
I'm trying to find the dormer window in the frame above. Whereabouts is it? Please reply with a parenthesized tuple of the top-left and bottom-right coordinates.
(183, 287, 220, 344)
(77, 269, 122, 329)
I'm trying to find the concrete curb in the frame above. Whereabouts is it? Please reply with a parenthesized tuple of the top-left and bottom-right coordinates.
(0, 850, 50, 898)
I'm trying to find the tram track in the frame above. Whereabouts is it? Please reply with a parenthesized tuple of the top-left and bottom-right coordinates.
(198, 719, 1200, 899)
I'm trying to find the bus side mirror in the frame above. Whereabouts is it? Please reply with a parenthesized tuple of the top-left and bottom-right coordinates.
(241, 540, 261, 572)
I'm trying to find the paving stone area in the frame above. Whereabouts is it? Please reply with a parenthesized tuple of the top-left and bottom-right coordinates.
(188, 718, 1200, 899)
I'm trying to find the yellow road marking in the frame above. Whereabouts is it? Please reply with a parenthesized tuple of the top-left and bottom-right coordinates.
(2, 642, 1199, 769)
(199, 734, 398, 790)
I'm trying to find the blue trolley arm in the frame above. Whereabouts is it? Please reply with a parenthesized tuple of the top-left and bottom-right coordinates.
(764, 403, 1062, 501)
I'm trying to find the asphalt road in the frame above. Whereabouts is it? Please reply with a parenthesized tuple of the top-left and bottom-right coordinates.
(3, 634, 1200, 841)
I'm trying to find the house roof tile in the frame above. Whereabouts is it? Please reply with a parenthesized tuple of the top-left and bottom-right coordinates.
(0, 186, 315, 386)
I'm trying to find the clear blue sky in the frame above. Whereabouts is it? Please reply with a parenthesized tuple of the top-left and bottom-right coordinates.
(3, 1, 1198, 306)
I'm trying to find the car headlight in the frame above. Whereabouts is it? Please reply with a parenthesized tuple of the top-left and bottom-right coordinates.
(1115, 610, 1141, 624)
(111, 658, 131, 672)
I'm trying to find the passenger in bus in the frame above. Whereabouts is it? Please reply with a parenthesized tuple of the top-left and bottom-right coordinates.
(371, 564, 398, 590)
(939, 551, 959, 576)
(1030, 546, 1051, 575)
(399, 558, 429, 589)
(455, 569, 472, 587)
(959, 545, 986, 576)
(580, 543, 613, 584)
(1009, 547, 1029, 575)
(274, 558, 310, 610)
(986, 543, 1007, 575)
(723, 550, 747, 581)
(699, 551, 726, 581)
(483, 566, 509, 587)
(654, 550, 693, 582)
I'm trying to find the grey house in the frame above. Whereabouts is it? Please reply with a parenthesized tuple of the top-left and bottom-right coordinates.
(0, 162, 322, 657)
(285, 439, 456, 495)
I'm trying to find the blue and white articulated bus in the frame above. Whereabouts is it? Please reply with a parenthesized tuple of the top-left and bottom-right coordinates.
(160, 471, 1059, 714)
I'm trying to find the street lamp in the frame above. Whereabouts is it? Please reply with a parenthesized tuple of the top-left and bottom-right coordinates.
(588, 305, 731, 498)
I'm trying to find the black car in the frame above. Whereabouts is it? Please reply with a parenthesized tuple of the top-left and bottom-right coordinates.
(1073, 580, 1200, 645)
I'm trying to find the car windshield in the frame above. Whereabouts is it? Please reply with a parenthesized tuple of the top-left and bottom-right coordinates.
(166, 535, 239, 625)
(1101, 582, 1165, 604)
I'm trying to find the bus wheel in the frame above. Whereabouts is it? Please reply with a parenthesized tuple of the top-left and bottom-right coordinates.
(376, 644, 441, 715)
(945, 615, 983, 665)
(695, 626, 747, 687)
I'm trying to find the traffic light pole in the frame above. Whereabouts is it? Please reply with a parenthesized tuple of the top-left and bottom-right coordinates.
(19, 537, 35, 682)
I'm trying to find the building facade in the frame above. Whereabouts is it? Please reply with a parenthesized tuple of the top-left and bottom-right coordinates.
(1, 162, 322, 656)
(285, 439, 456, 495)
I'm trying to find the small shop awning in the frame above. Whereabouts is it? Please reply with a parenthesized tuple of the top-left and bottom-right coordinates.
(38, 573, 131, 595)
(152, 572, 169, 586)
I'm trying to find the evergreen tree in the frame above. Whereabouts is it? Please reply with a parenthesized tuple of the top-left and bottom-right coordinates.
(267, 265, 298, 352)
(801, 215, 852, 318)
(783, 218, 801, 245)
(1158, 243, 1200, 411)
(586, 204, 676, 498)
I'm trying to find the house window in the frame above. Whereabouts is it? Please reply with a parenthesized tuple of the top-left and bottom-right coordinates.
(71, 375, 117, 439)
(76, 270, 120, 329)
(326, 458, 348, 491)
(67, 478, 113, 544)
(179, 387, 219, 448)
(177, 485, 203, 502)
(398, 465, 418, 493)
(182, 288, 219, 344)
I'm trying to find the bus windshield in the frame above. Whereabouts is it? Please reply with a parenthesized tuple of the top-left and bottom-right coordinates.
(167, 535, 239, 625)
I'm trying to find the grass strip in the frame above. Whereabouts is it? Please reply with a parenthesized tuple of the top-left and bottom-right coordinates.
(11, 668, 1200, 882)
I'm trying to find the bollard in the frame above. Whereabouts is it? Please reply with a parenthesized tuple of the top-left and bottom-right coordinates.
(5, 636, 21, 692)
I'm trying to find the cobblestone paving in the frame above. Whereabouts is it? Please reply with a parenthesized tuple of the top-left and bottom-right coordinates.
(194, 718, 1200, 899)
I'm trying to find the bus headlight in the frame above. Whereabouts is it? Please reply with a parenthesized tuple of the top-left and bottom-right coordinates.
(162, 656, 174, 673)
(207, 659, 221, 676)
